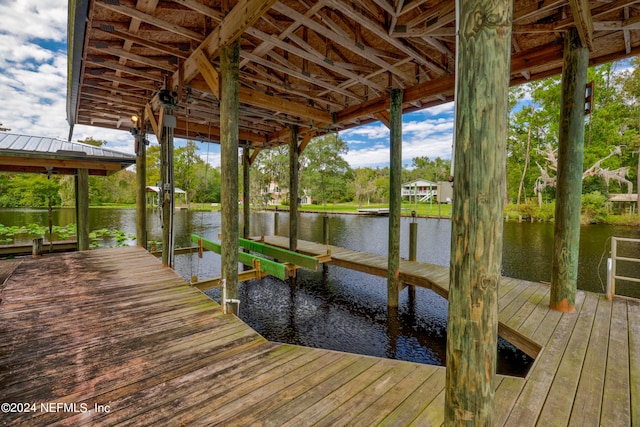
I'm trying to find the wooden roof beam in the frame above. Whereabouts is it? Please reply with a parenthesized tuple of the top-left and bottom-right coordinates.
(88, 73, 158, 92)
(93, 46, 177, 72)
(569, 0, 594, 50)
(369, 0, 395, 16)
(82, 80, 148, 99)
(95, 0, 203, 42)
(556, 0, 637, 30)
(240, 1, 327, 69)
(93, 27, 190, 60)
(178, 0, 277, 85)
(239, 67, 345, 110)
(189, 75, 333, 124)
(272, 2, 415, 82)
(81, 91, 146, 109)
(86, 59, 164, 82)
(594, 15, 640, 32)
(328, 0, 446, 75)
(246, 27, 385, 94)
(172, 0, 223, 23)
(244, 50, 364, 102)
(144, 103, 160, 140)
(396, 0, 455, 37)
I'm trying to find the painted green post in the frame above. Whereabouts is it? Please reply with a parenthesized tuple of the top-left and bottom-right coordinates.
(551, 28, 589, 313)
(135, 134, 147, 249)
(289, 125, 299, 252)
(445, 0, 513, 424)
(243, 146, 251, 239)
(388, 88, 403, 308)
(75, 168, 89, 251)
(220, 39, 240, 310)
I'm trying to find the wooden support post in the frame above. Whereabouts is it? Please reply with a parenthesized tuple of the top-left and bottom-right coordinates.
(75, 168, 89, 251)
(220, 38, 240, 310)
(387, 88, 403, 308)
(445, 0, 513, 424)
(289, 125, 299, 252)
(551, 28, 589, 313)
(32, 237, 43, 258)
(408, 221, 418, 300)
(409, 222, 418, 261)
(243, 146, 251, 239)
(160, 107, 175, 268)
(322, 215, 329, 245)
(274, 210, 279, 235)
(135, 134, 147, 249)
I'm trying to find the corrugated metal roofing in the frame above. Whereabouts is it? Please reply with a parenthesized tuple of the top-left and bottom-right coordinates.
(0, 133, 135, 162)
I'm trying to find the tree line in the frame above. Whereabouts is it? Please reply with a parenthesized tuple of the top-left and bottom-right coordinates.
(0, 59, 637, 212)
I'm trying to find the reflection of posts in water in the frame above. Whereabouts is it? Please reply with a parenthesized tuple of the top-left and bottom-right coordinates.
(386, 306, 400, 359)
(322, 264, 328, 286)
(288, 275, 298, 340)
(322, 215, 329, 245)
(274, 211, 279, 236)
(407, 286, 417, 320)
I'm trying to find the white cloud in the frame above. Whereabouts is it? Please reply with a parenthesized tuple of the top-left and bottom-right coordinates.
(340, 123, 389, 140)
(0, 0, 67, 42)
(341, 108, 455, 168)
(344, 132, 453, 168)
(417, 102, 454, 116)
(0, 0, 77, 144)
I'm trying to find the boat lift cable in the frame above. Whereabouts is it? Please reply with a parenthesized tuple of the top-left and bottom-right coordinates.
(194, 103, 214, 284)
(597, 235, 612, 293)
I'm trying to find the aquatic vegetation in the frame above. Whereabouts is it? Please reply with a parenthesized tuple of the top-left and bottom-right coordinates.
(0, 223, 134, 248)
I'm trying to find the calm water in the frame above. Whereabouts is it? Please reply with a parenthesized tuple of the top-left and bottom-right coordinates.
(2, 208, 639, 376)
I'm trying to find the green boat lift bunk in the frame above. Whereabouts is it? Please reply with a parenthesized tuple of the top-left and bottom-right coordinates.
(190, 234, 330, 291)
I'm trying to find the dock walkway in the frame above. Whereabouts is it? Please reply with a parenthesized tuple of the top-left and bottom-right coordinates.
(0, 245, 638, 425)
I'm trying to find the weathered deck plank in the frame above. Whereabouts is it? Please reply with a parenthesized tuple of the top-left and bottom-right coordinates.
(600, 297, 632, 426)
(568, 295, 612, 426)
(0, 244, 637, 426)
(536, 292, 599, 425)
(628, 299, 640, 426)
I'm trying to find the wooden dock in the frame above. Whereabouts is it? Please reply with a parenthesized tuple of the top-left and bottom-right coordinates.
(0, 240, 77, 258)
(0, 246, 638, 425)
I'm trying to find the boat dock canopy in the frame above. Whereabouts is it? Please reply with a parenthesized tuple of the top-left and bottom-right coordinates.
(0, 132, 135, 176)
(66, 0, 640, 148)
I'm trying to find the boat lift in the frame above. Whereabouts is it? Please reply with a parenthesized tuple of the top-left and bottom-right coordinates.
(189, 234, 330, 292)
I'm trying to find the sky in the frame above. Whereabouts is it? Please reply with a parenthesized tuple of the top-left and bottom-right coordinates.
(0, 0, 455, 169)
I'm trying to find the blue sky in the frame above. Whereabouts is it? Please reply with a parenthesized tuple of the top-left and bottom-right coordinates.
(0, 0, 456, 168)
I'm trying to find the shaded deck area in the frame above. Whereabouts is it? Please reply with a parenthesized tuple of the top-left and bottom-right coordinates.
(0, 246, 638, 425)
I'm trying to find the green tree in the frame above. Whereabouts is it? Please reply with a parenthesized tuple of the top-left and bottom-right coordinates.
(508, 60, 639, 207)
(300, 134, 351, 203)
(351, 168, 377, 207)
(78, 137, 107, 146)
(0, 173, 61, 207)
(146, 144, 161, 187)
(174, 140, 203, 205)
(192, 163, 221, 203)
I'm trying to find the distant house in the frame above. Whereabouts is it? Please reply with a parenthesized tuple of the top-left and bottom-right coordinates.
(262, 182, 312, 205)
(402, 179, 437, 201)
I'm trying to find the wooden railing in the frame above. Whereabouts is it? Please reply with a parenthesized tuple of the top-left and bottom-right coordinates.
(606, 236, 640, 299)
